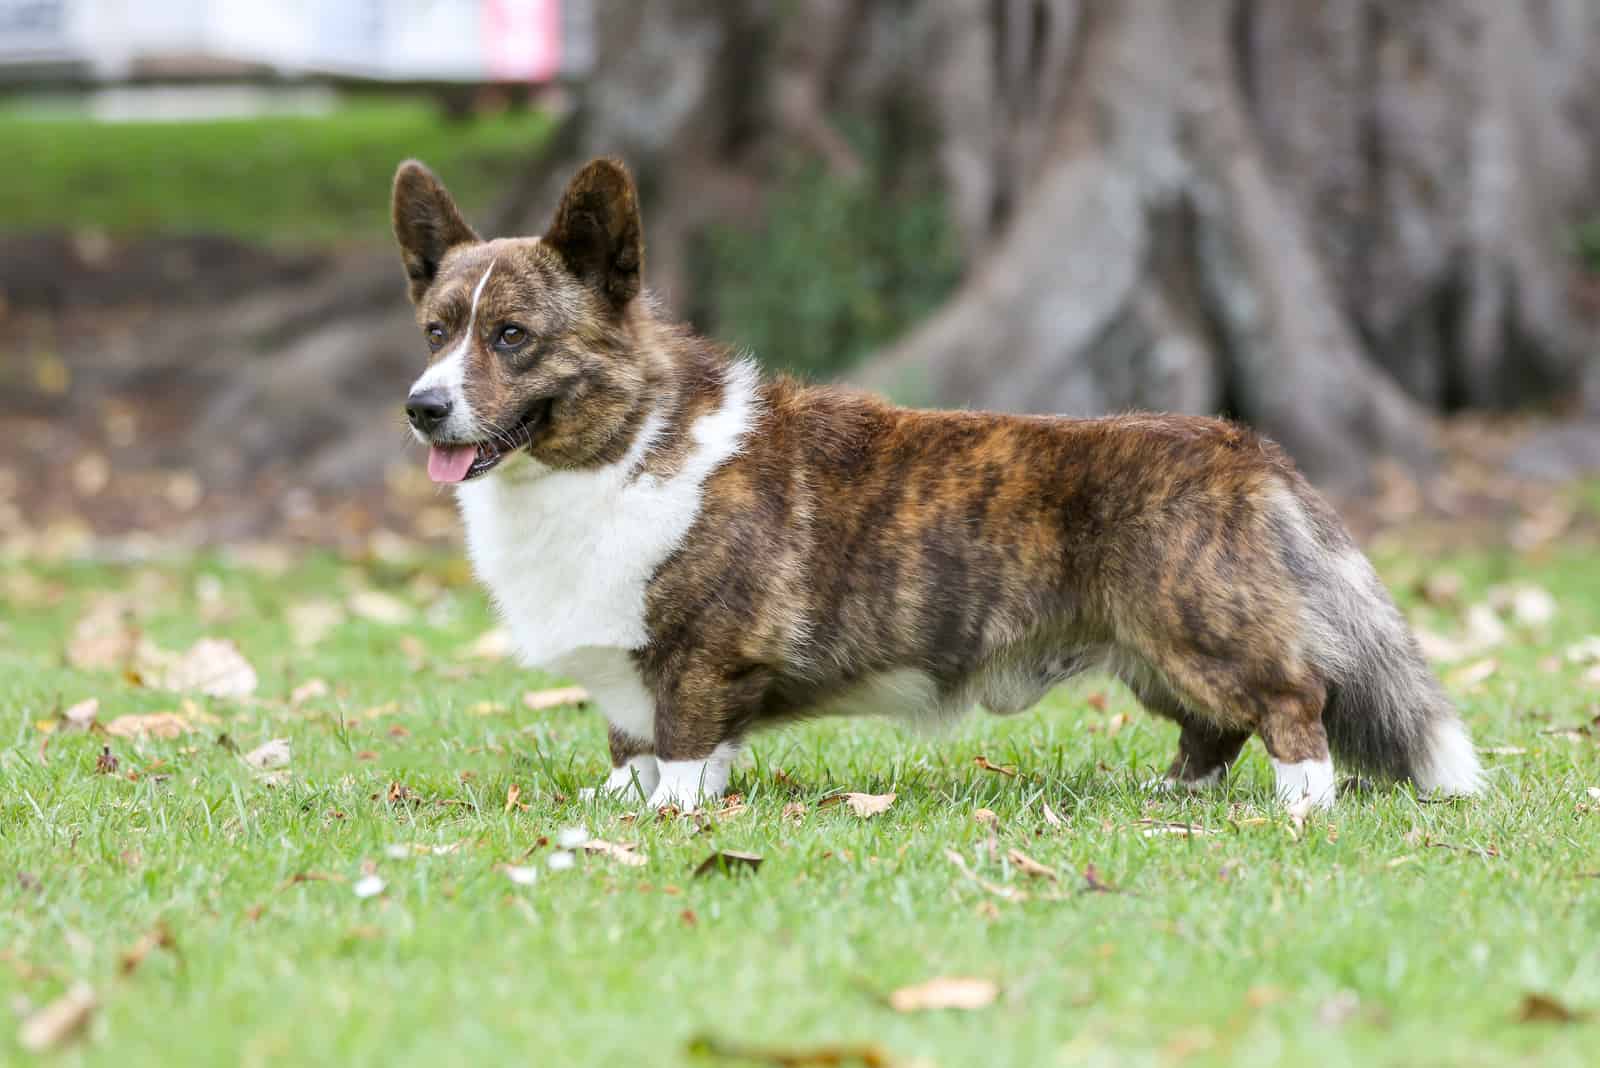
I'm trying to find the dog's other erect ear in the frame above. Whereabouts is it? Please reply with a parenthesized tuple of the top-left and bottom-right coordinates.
(392, 160, 480, 303)
(545, 157, 643, 308)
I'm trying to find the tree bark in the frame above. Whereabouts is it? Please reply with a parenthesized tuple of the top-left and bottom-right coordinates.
(103, 0, 1600, 499)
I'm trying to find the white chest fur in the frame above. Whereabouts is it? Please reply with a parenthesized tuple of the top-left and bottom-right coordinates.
(454, 362, 758, 704)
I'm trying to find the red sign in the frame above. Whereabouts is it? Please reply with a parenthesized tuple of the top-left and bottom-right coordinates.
(484, 0, 561, 82)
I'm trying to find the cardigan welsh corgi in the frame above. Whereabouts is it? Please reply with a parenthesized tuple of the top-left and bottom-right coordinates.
(393, 156, 1482, 812)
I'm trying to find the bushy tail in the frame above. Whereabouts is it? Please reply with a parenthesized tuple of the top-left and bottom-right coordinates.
(1275, 492, 1483, 794)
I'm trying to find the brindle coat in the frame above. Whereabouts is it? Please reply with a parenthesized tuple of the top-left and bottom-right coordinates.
(393, 157, 1481, 803)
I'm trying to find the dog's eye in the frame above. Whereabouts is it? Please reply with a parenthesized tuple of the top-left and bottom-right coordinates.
(495, 324, 527, 350)
(425, 324, 446, 351)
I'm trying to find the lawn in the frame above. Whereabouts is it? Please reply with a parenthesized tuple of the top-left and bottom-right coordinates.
(2, 539, 1598, 1066)
(0, 96, 550, 242)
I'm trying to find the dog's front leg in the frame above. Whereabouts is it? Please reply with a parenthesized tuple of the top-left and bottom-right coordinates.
(644, 661, 754, 811)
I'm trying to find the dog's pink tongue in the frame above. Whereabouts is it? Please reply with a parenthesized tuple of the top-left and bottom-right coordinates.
(427, 445, 477, 484)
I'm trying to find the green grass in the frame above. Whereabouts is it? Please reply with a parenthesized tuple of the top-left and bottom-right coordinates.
(0, 97, 549, 242)
(3, 544, 1599, 1067)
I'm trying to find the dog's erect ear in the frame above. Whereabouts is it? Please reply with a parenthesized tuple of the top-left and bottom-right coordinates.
(392, 160, 480, 303)
(545, 158, 643, 308)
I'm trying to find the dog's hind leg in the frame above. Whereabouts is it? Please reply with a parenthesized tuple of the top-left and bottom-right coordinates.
(1119, 663, 1249, 788)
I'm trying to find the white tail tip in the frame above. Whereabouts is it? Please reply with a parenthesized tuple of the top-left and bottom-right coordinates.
(1413, 718, 1484, 796)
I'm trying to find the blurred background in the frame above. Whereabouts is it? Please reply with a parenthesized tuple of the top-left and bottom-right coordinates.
(3, 0, 1599, 558)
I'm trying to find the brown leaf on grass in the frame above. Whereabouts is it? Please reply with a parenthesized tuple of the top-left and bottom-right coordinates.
(1081, 864, 1119, 894)
(522, 686, 591, 711)
(1419, 570, 1464, 606)
(278, 871, 344, 890)
(243, 738, 290, 770)
(289, 678, 329, 706)
(582, 839, 648, 867)
(693, 850, 763, 878)
(504, 783, 526, 812)
(286, 598, 345, 647)
(1137, 819, 1215, 837)
(686, 1034, 894, 1067)
(1041, 800, 1064, 827)
(1006, 848, 1057, 880)
(973, 755, 1017, 777)
(94, 746, 119, 775)
(1084, 691, 1108, 711)
(66, 604, 138, 672)
(887, 976, 998, 1013)
(118, 921, 176, 975)
(105, 712, 193, 739)
(61, 698, 99, 732)
(134, 638, 257, 698)
(18, 982, 97, 1052)
(972, 808, 998, 827)
(1518, 993, 1590, 1024)
(1449, 658, 1499, 689)
(781, 801, 807, 824)
(347, 589, 414, 626)
(464, 627, 513, 661)
(944, 849, 1027, 901)
(841, 792, 895, 818)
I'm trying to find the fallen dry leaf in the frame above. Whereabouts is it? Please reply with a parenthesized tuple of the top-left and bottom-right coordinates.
(465, 627, 513, 660)
(583, 839, 648, 867)
(138, 638, 258, 698)
(18, 982, 97, 1052)
(973, 756, 1017, 777)
(1137, 819, 1214, 837)
(1566, 636, 1600, 664)
(118, 921, 176, 975)
(1081, 864, 1118, 894)
(887, 976, 998, 1013)
(104, 712, 193, 739)
(1286, 794, 1314, 836)
(286, 598, 345, 647)
(289, 678, 329, 706)
(347, 589, 414, 626)
(973, 808, 998, 826)
(685, 1035, 894, 1067)
(945, 849, 1028, 901)
(693, 850, 764, 878)
(782, 801, 806, 824)
(523, 686, 591, 711)
(243, 738, 290, 770)
(1449, 658, 1499, 688)
(842, 792, 896, 818)
(504, 783, 526, 812)
(61, 698, 99, 732)
(1041, 800, 1064, 827)
(66, 604, 138, 672)
(1517, 993, 1588, 1024)
(1006, 848, 1057, 880)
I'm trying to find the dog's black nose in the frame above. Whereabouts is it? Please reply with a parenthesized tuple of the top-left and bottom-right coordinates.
(406, 388, 452, 433)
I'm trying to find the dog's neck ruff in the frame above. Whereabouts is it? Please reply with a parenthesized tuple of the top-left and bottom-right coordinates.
(455, 360, 759, 667)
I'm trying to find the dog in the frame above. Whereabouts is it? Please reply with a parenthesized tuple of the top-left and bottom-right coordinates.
(393, 156, 1482, 812)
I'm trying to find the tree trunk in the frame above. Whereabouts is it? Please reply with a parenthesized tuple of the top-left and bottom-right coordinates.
(117, 0, 1600, 501)
(860, 0, 1599, 491)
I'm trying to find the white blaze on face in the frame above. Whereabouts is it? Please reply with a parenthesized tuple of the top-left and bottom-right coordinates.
(408, 259, 496, 442)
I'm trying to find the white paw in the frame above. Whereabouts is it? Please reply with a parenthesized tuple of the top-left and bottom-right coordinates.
(581, 755, 659, 801)
(1273, 757, 1336, 809)
(646, 746, 736, 811)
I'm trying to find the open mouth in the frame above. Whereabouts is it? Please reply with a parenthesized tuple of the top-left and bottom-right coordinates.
(425, 401, 551, 484)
